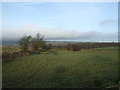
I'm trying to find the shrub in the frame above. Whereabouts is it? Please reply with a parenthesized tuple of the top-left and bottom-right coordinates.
(31, 33, 46, 52)
(2, 50, 30, 63)
(72, 44, 80, 51)
(18, 35, 32, 53)
(66, 44, 72, 51)
(46, 44, 52, 50)
(66, 44, 81, 51)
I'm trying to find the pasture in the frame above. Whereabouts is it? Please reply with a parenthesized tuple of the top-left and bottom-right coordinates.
(2, 47, 118, 88)
(2, 46, 20, 52)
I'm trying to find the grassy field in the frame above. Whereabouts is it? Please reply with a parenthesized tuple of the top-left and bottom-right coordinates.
(2, 47, 119, 88)
(2, 46, 20, 52)
(93, 47, 119, 51)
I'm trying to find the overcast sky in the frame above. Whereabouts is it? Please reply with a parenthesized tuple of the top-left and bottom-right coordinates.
(2, 2, 118, 42)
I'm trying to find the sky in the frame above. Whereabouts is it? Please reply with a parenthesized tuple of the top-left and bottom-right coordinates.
(2, 2, 118, 42)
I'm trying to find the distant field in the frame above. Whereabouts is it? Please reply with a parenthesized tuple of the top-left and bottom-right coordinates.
(2, 46, 20, 52)
(3, 47, 118, 88)
(2, 46, 119, 52)
(93, 47, 119, 51)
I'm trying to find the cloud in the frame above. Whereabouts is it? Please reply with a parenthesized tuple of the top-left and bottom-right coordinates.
(2, 24, 118, 42)
(99, 19, 116, 25)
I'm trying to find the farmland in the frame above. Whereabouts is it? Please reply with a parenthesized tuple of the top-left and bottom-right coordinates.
(2, 2, 119, 89)
(2, 47, 119, 88)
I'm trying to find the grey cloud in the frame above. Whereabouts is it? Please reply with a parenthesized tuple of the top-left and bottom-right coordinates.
(2, 25, 118, 42)
(99, 19, 115, 25)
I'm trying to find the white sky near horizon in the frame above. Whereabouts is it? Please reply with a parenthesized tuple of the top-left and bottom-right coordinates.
(1, 0, 119, 42)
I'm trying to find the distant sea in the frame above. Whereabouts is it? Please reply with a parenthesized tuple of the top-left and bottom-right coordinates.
(2, 40, 18, 46)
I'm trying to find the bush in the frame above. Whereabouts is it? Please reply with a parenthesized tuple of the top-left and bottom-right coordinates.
(46, 44, 52, 50)
(66, 44, 72, 51)
(18, 35, 32, 53)
(66, 44, 81, 51)
(2, 50, 30, 63)
(31, 33, 46, 52)
(72, 44, 80, 51)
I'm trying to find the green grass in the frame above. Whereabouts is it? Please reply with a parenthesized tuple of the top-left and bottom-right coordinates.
(3, 48, 118, 88)
(93, 46, 119, 51)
